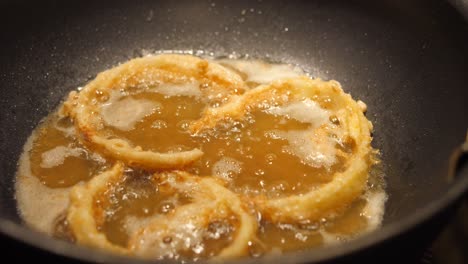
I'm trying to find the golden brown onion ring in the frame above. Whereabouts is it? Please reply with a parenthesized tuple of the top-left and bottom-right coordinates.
(67, 164, 256, 259)
(128, 172, 257, 259)
(190, 77, 374, 223)
(67, 162, 128, 254)
(63, 54, 247, 170)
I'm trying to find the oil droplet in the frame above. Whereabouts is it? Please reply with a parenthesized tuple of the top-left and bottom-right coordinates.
(265, 153, 277, 164)
(145, 9, 154, 22)
(151, 120, 168, 129)
(176, 120, 191, 132)
(159, 202, 175, 214)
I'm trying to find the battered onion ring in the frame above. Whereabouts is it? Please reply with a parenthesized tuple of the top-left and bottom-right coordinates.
(67, 162, 128, 254)
(190, 77, 374, 223)
(67, 164, 256, 258)
(63, 54, 247, 170)
(128, 172, 256, 259)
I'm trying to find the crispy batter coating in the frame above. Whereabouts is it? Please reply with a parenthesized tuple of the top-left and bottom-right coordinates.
(63, 55, 247, 170)
(67, 163, 128, 254)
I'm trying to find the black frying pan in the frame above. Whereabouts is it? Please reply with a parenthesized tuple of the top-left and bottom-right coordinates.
(0, 0, 467, 263)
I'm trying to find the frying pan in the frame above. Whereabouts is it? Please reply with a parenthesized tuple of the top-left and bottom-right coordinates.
(0, 0, 467, 263)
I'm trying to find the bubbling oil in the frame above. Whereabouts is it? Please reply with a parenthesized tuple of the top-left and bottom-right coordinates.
(15, 56, 386, 261)
(189, 110, 346, 197)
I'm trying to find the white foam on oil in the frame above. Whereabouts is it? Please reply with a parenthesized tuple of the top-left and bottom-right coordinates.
(156, 82, 202, 98)
(130, 204, 212, 258)
(15, 131, 72, 235)
(52, 120, 76, 138)
(90, 151, 107, 164)
(124, 215, 156, 236)
(319, 230, 340, 245)
(266, 99, 330, 127)
(317, 189, 387, 245)
(362, 190, 387, 232)
(268, 130, 337, 168)
(101, 94, 160, 131)
(219, 59, 304, 84)
(263, 96, 335, 168)
(212, 157, 243, 182)
(40, 146, 84, 168)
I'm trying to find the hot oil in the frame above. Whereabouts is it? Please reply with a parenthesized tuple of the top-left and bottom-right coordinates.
(171, 217, 239, 260)
(101, 169, 240, 259)
(323, 197, 368, 235)
(15, 57, 386, 260)
(253, 222, 324, 255)
(29, 114, 106, 188)
(250, 193, 381, 256)
(200, 217, 238, 258)
(101, 169, 192, 246)
(191, 110, 346, 197)
(102, 91, 203, 152)
(97, 88, 349, 196)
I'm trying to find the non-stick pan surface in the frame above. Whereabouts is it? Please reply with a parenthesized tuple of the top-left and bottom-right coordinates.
(0, 0, 467, 263)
